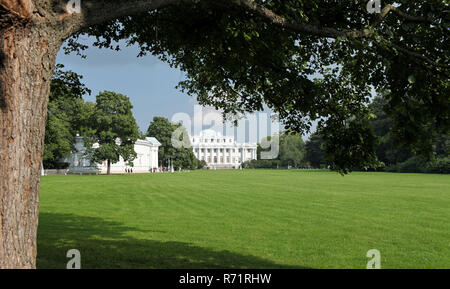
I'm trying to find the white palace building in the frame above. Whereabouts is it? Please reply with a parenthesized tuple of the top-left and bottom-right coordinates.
(191, 130, 258, 169)
(66, 135, 161, 174)
(64, 130, 257, 173)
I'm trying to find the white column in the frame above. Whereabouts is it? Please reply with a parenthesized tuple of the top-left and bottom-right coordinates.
(210, 147, 214, 165)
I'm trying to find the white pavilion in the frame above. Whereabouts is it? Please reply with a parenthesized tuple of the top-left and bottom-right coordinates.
(66, 135, 161, 174)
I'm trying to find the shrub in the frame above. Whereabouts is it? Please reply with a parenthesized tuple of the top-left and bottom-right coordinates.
(425, 157, 450, 174)
(386, 156, 449, 174)
(243, 159, 280, 169)
(197, 160, 207, 169)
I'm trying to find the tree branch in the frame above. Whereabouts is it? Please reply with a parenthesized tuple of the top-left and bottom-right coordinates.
(59, 0, 198, 36)
(226, 0, 345, 38)
(386, 4, 436, 24)
(0, 0, 34, 30)
(56, 0, 446, 68)
(229, 0, 447, 68)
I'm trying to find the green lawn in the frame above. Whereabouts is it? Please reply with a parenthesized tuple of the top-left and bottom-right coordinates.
(37, 170, 450, 269)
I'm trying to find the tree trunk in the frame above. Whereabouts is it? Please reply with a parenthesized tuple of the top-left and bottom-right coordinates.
(107, 159, 111, 175)
(0, 24, 62, 268)
(0, 0, 183, 268)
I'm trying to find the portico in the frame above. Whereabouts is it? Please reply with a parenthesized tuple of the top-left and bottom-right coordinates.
(191, 130, 257, 169)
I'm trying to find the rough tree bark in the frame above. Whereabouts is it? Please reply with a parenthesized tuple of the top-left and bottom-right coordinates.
(0, 20, 64, 269)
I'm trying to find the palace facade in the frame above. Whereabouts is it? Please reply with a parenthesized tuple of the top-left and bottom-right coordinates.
(191, 130, 257, 169)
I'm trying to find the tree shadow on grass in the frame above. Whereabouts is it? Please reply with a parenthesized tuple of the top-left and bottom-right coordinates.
(37, 212, 307, 269)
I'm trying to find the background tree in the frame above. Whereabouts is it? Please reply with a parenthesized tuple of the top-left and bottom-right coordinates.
(171, 124, 199, 170)
(44, 102, 73, 169)
(247, 133, 306, 169)
(0, 0, 448, 268)
(302, 96, 449, 172)
(44, 64, 92, 169)
(369, 95, 449, 173)
(279, 133, 306, 168)
(146, 116, 199, 170)
(90, 91, 140, 175)
(245, 136, 279, 169)
(369, 96, 413, 167)
(146, 117, 177, 167)
(305, 132, 327, 169)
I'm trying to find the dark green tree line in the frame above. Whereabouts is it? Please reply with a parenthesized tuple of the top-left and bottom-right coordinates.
(146, 116, 200, 170)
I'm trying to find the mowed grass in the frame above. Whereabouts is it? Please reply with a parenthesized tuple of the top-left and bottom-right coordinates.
(37, 170, 450, 269)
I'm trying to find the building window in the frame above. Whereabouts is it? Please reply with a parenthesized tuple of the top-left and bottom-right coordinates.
(214, 156, 217, 163)
(208, 157, 211, 163)
(227, 157, 230, 163)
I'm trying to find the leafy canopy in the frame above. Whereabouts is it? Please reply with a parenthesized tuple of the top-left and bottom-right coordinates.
(67, 0, 449, 173)
(89, 91, 140, 169)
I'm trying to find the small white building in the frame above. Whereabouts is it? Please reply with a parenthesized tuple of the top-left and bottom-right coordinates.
(66, 135, 161, 174)
(191, 130, 257, 169)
